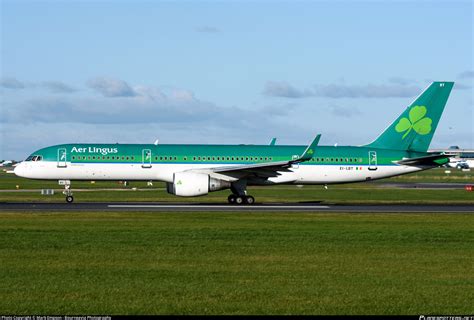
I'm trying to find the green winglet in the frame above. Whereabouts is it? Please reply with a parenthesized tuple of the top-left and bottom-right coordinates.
(299, 134, 321, 161)
(269, 138, 277, 146)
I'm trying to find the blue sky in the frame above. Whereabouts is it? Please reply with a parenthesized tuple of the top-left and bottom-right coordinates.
(1, 0, 473, 160)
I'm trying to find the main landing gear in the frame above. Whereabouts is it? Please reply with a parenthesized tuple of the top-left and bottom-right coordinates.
(227, 180, 255, 205)
(60, 180, 74, 203)
(227, 194, 255, 205)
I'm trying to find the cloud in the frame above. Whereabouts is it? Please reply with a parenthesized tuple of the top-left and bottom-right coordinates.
(87, 77, 136, 97)
(453, 83, 471, 90)
(388, 77, 416, 85)
(263, 81, 313, 98)
(263, 81, 421, 99)
(313, 83, 421, 98)
(1, 77, 77, 94)
(2, 81, 260, 127)
(195, 26, 220, 33)
(328, 104, 362, 118)
(0, 77, 25, 89)
(41, 81, 77, 93)
(458, 70, 474, 79)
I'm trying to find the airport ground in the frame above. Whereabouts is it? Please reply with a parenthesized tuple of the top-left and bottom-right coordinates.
(0, 168, 473, 315)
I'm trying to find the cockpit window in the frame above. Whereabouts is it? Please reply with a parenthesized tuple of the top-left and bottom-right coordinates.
(27, 155, 43, 162)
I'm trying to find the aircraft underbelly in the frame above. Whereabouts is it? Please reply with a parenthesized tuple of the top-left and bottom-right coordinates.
(290, 164, 420, 184)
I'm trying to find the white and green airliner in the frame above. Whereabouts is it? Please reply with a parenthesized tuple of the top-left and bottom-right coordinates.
(15, 82, 454, 204)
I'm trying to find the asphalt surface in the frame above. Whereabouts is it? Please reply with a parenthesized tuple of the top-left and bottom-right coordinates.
(0, 202, 473, 213)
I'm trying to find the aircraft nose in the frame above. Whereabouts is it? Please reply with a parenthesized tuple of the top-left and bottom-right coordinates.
(13, 163, 26, 178)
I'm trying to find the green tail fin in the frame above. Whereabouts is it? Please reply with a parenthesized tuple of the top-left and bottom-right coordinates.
(365, 81, 454, 152)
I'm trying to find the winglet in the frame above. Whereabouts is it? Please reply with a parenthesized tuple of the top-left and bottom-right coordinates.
(299, 134, 321, 161)
(269, 138, 277, 146)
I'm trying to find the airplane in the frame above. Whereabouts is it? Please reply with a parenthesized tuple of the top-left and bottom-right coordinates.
(14, 81, 454, 204)
(0, 160, 14, 167)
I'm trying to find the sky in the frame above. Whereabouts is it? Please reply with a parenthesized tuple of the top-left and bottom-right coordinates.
(1, 0, 473, 160)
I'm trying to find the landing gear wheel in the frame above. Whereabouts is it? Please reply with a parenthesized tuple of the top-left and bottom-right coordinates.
(244, 195, 255, 205)
(66, 195, 74, 203)
(235, 196, 244, 205)
(228, 194, 236, 204)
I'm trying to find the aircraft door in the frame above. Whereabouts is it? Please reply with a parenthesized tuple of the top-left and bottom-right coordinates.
(57, 148, 67, 168)
(368, 151, 377, 171)
(142, 149, 152, 168)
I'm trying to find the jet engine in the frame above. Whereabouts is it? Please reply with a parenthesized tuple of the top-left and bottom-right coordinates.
(166, 172, 230, 197)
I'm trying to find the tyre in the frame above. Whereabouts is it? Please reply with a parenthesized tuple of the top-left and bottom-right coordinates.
(66, 196, 74, 203)
(235, 196, 244, 205)
(228, 194, 236, 204)
(245, 195, 255, 205)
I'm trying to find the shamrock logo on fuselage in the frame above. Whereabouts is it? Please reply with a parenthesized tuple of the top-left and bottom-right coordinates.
(395, 105, 432, 139)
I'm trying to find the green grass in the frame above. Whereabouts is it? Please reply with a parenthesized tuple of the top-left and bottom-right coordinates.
(0, 211, 473, 314)
(1, 187, 474, 205)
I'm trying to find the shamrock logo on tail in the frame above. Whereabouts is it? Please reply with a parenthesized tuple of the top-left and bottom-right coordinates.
(395, 105, 432, 139)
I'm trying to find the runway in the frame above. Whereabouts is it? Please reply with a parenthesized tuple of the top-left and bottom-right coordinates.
(0, 202, 473, 213)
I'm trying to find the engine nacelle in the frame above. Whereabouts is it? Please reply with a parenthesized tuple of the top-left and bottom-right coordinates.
(166, 172, 230, 197)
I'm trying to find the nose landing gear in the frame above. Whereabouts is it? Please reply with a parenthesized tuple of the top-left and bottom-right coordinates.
(59, 180, 74, 203)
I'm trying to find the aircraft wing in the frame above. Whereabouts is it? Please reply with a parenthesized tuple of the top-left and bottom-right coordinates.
(395, 153, 451, 166)
(189, 135, 321, 181)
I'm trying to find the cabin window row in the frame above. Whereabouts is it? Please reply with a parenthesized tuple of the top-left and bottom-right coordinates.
(72, 156, 136, 161)
(310, 157, 363, 163)
(191, 156, 273, 162)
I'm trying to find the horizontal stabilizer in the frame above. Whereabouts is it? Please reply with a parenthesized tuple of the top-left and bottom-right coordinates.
(395, 154, 451, 166)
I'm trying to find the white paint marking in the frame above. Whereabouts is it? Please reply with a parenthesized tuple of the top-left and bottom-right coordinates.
(108, 204, 331, 209)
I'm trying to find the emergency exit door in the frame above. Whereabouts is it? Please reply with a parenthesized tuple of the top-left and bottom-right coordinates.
(57, 148, 67, 168)
(142, 149, 152, 168)
(368, 151, 377, 171)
